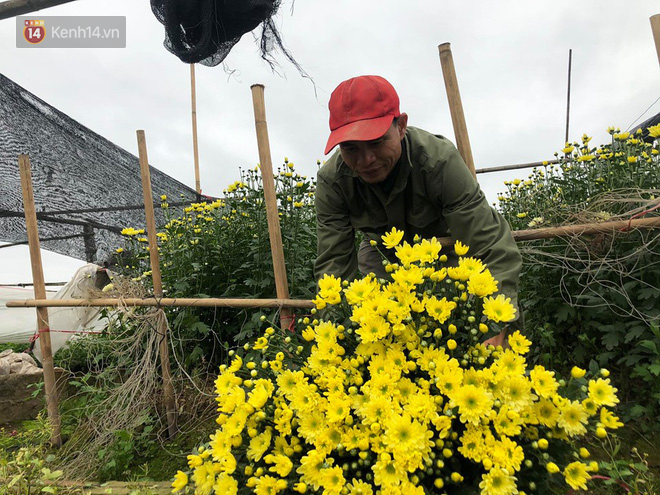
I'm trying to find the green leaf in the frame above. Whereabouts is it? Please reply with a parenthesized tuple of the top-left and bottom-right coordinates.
(601, 331, 622, 351)
(555, 305, 574, 323)
(639, 340, 658, 354)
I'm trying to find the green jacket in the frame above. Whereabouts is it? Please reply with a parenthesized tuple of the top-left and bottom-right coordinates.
(314, 126, 522, 307)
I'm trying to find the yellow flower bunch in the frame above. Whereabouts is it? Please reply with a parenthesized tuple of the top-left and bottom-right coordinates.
(173, 229, 622, 495)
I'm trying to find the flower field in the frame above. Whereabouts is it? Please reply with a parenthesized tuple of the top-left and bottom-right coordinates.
(1, 126, 659, 494)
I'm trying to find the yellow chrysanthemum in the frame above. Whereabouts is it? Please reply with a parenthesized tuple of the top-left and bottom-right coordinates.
(507, 331, 531, 354)
(171, 470, 188, 493)
(563, 461, 591, 491)
(467, 269, 498, 297)
(454, 239, 469, 256)
(483, 294, 517, 323)
(588, 378, 619, 407)
(381, 227, 404, 249)
(451, 385, 493, 425)
(557, 400, 588, 437)
(478, 466, 518, 495)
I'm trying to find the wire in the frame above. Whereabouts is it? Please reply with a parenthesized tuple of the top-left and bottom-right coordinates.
(626, 95, 660, 132)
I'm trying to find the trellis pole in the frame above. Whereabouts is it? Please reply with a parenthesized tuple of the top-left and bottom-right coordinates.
(438, 42, 476, 179)
(651, 14, 660, 68)
(250, 84, 293, 330)
(18, 154, 62, 447)
(136, 130, 177, 438)
(190, 64, 202, 196)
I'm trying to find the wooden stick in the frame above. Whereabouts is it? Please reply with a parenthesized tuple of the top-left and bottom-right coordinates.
(0, 0, 77, 20)
(7, 297, 316, 309)
(136, 131, 177, 438)
(511, 216, 660, 241)
(565, 49, 572, 144)
(250, 84, 293, 330)
(18, 154, 62, 447)
(438, 43, 476, 179)
(190, 64, 201, 196)
(476, 159, 559, 175)
(652, 15, 660, 68)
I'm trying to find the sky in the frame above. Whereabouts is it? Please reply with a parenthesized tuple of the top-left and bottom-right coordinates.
(0, 0, 659, 284)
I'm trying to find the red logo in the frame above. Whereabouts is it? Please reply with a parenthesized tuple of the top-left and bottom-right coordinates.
(23, 20, 46, 44)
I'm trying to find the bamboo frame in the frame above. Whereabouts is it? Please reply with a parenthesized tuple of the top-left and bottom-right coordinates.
(250, 84, 293, 329)
(8, 217, 659, 310)
(438, 43, 476, 179)
(652, 15, 660, 68)
(475, 159, 559, 175)
(136, 131, 177, 438)
(18, 154, 62, 447)
(0, 0, 77, 20)
(7, 297, 316, 309)
(190, 64, 201, 195)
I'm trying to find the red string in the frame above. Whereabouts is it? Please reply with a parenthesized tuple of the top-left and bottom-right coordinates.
(620, 201, 660, 232)
(566, 475, 630, 494)
(286, 313, 315, 333)
(29, 327, 104, 342)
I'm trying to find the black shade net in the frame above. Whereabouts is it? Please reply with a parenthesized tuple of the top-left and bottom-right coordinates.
(150, 0, 300, 69)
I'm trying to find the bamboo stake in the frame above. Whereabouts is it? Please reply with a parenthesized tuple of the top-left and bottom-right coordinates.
(438, 43, 476, 179)
(190, 64, 201, 196)
(8, 297, 316, 309)
(18, 154, 62, 447)
(565, 49, 572, 145)
(136, 131, 177, 438)
(250, 84, 293, 330)
(652, 15, 660, 68)
(511, 216, 660, 241)
(0, 0, 77, 20)
(476, 159, 559, 175)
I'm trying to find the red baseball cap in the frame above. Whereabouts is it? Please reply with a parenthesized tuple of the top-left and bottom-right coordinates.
(324, 75, 401, 155)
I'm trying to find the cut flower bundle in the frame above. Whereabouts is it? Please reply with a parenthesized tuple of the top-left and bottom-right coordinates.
(172, 228, 622, 495)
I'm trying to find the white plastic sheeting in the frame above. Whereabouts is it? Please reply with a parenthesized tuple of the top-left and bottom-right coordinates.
(0, 264, 110, 363)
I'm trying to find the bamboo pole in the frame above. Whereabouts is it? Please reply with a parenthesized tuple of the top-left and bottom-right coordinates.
(136, 130, 177, 438)
(190, 64, 201, 196)
(438, 43, 476, 179)
(476, 159, 559, 175)
(8, 297, 316, 309)
(511, 216, 660, 241)
(18, 154, 62, 447)
(565, 49, 572, 144)
(0, 0, 77, 20)
(652, 15, 660, 68)
(250, 84, 293, 330)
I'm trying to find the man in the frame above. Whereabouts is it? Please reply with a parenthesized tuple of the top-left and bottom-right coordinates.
(314, 75, 523, 340)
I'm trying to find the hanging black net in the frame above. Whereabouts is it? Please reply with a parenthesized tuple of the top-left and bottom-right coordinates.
(150, 0, 301, 69)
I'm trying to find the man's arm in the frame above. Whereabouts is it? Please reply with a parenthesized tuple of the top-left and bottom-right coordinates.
(314, 172, 359, 283)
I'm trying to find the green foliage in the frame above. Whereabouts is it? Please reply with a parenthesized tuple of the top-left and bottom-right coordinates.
(498, 127, 660, 428)
(0, 415, 63, 495)
(0, 343, 29, 354)
(117, 160, 318, 366)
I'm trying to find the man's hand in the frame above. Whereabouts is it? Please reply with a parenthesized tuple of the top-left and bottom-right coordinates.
(483, 329, 508, 348)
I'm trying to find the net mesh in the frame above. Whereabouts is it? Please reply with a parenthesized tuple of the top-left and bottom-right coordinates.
(150, 0, 302, 70)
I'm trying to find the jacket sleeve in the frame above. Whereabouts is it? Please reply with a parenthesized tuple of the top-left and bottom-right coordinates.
(314, 171, 359, 283)
(431, 144, 522, 315)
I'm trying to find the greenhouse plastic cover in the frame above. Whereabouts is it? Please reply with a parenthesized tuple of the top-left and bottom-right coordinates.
(0, 264, 110, 363)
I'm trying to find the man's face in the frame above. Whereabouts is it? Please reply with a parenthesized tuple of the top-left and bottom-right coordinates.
(339, 114, 408, 184)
